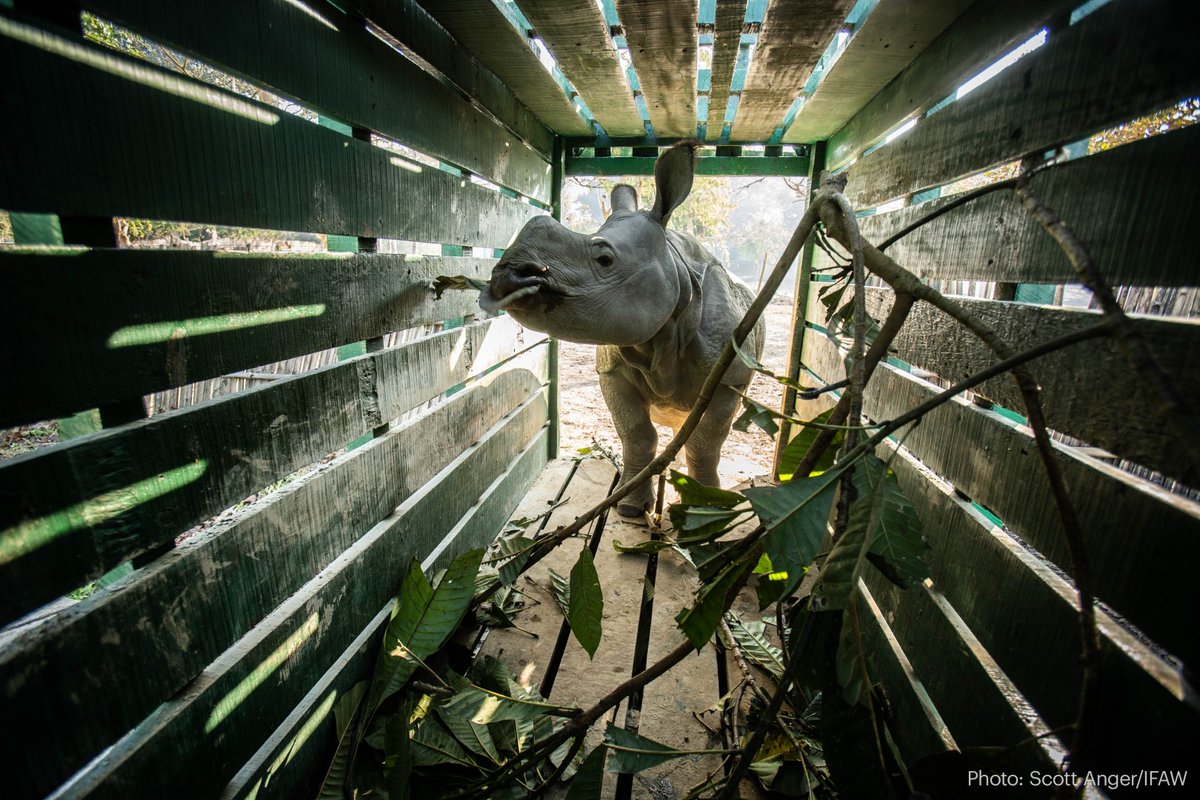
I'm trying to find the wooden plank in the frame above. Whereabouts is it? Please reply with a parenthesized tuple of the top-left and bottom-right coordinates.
(0, 250, 497, 426)
(782, 0, 973, 144)
(703, 0, 744, 142)
(844, 0, 1200, 208)
(854, 581, 957, 766)
(517, 0, 644, 137)
(729, 0, 854, 141)
(225, 429, 549, 800)
(870, 443, 1196, 778)
(0, 15, 541, 244)
(847, 124, 1200, 287)
(800, 329, 1200, 667)
(826, 0, 1078, 170)
(19, 396, 548, 800)
(0, 319, 544, 624)
(85, 0, 552, 202)
(422, 0, 591, 137)
(566, 155, 810, 176)
(816, 281, 1200, 484)
(615, 0, 698, 137)
(345, 0, 555, 158)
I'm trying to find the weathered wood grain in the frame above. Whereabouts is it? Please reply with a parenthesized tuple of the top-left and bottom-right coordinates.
(7, 386, 548, 799)
(223, 428, 549, 800)
(844, 124, 1200, 287)
(801, 329, 1200, 666)
(783, 0, 973, 144)
(0, 250, 496, 426)
(844, 0, 1200, 208)
(871, 443, 1195, 777)
(809, 281, 1200, 483)
(565, 154, 810, 176)
(703, 0, 744, 141)
(0, 16, 541, 243)
(729, 0, 853, 141)
(615, 0, 698, 137)
(826, 0, 1078, 170)
(517, 0, 644, 137)
(422, 0, 591, 136)
(0, 320, 544, 624)
(85, 0, 552, 202)
(344, 0, 555, 157)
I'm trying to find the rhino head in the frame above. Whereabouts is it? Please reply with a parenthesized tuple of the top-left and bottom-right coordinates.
(479, 142, 699, 346)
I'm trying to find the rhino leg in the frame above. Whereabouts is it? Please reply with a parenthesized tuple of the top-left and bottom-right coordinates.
(599, 371, 657, 517)
(684, 385, 743, 489)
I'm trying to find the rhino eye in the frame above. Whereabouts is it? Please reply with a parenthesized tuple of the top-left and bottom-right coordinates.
(596, 253, 614, 268)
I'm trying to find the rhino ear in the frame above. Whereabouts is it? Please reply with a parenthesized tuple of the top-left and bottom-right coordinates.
(610, 183, 638, 215)
(650, 141, 699, 226)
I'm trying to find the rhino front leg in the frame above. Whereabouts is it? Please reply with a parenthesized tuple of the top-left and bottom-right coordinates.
(684, 384, 744, 489)
(599, 372, 657, 517)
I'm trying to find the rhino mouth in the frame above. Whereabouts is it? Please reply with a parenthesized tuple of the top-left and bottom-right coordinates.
(480, 276, 569, 315)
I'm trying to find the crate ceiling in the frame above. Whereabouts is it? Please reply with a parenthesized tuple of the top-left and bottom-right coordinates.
(423, 0, 972, 144)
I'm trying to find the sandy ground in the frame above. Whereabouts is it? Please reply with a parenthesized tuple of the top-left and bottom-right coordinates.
(555, 293, 799, 490)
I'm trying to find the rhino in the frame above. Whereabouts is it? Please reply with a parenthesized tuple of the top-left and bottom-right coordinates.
(480, 142, 763, 517)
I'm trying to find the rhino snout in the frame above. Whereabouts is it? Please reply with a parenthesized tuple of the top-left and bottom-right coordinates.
(481, 261, 551, 313)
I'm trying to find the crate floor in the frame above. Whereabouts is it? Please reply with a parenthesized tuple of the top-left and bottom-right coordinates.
(480, 456, 770, 800)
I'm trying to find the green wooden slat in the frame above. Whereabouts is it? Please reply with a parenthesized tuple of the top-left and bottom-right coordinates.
(729, 0, 854, 141)
(615, 0, 698, 137)
(517, 0, 644, 137)
(870, 442, 1195, 777)
(0, 319, 543, 624)
(782, 0, 973, 144)
(809, 278, 1200, 486)
(0, 250, 495, 426)
(843, 0, 1200, 208)
(0, 14, 541, 244)
(421, 0, 592, 136)
(84, 0, 552, 202)
(225, 426, 550, 800)
(82, 422, 549, 800)
(825, 0, 1078, 169)
(837, 125, 1200, 288)
(1, 369, 547, 799)
(565, 155, 810, 176)
(801, 327, 1200, 666)
(345, 0, 555, 156)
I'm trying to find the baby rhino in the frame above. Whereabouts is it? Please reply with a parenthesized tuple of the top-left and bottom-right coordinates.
(480, 142, 763, 517)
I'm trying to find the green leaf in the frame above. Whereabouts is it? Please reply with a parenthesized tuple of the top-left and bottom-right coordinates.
(744, 474, 839, 597)
(812, 460, 885, 612)
(666, 469, 743, 508)
(316, 681, 367, 799)
(568, 547, 604, 658)
(724, 612, 785, 681)
(603, 723, 690, 774)
(384, 703, 412, 800)
(496, 535, 537, 586)
(433, 705, 502, 764)
(411, 715, 479, 768)
(668, 503, 746, 542)
(548, 568, 571, 617)
(731, 336, 811, 391)
(369, 549, 484, 712)
(733, 396, 780, 437)
(776, 408, 845, 481)
(432, 273, 490, 299)
(564, 746, 607, 800)
(676, 558, 753, 650)
(441, 682, 569, 726)
(865, 468, 929, 590)
(836, 598, 870, 706)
